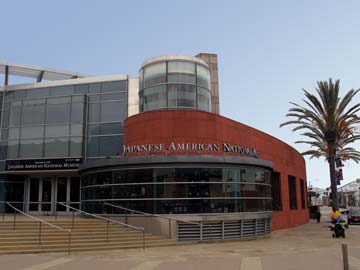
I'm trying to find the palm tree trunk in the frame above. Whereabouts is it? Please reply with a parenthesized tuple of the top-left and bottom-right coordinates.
(328, 142, 338, 209)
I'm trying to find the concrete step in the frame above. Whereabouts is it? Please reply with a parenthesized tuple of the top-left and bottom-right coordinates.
(0, 240, 182, 255)
(0, 236, 167, 246)
(0, 217, 177, 255)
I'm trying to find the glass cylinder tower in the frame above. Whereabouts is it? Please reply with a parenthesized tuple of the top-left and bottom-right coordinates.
(139, 55, 211, 112)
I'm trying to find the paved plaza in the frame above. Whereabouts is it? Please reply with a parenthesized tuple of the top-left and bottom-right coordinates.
(1, 214, 360, 270)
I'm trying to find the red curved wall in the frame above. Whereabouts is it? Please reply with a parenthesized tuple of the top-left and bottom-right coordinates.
(124, 110, 309, 230)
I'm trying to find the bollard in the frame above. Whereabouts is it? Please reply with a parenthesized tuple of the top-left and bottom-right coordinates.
(342, 243, 349, 270)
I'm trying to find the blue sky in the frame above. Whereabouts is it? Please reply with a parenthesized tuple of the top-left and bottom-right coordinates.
(1, 0, 360, 188)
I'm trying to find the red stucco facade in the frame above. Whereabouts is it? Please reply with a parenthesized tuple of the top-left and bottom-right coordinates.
(124, 110, 309, 230)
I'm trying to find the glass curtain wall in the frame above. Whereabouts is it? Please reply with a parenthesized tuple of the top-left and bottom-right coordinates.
(1, 88, 84, 160)
(86, 80, 127, 158)
(0, 79, 128, 164)
(81, 166, 272, 214)
(139, 60, 211, 112)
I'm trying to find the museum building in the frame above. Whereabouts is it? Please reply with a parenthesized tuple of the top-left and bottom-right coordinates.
(0, 53, 308, 240)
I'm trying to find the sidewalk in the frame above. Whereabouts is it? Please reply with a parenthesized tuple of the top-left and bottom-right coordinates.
(1, 219, 360, 270)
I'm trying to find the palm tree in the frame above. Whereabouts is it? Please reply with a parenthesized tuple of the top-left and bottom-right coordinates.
(280, 79, 360, 209)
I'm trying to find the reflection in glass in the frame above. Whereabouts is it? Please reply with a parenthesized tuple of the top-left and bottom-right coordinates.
(197, 64, 211, 89)
(21, 101, 45, 125)
(100, 101, 125, 122)
(101, 81, 127, 93)
(71, 103, 84, 122)
(99, 135, 123, 156)
(81, 167, 272, 214)
(8, 128, 20, 139)
(168, 84, 196, 108)
(143, 62, 166, 87)
(142, 85, 167, 111)
(197, 87, 211, 111)
(45, 103, 70, 124)
(44, 137, 69, 157)
(45, 125, 69, 137)
(88, 103, 100, 123)
(7, 140, 19, 159)
(70, 124, 83, 136)
(20, 139, 43, 158)
(50, 86, 74, 96)
(21, 126, 44, 139)
(70, 137, 82, 156)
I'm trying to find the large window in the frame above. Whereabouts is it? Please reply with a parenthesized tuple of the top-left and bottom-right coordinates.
(81, 166, 272, 214)
(271, 172, 282, 211)
(288, 175, 297, 210)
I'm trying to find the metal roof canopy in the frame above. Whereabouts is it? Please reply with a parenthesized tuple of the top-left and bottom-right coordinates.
(0, 61, 90, 85)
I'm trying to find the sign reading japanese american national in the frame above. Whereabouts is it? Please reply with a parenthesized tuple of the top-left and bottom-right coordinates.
(122, 142, 259, 158)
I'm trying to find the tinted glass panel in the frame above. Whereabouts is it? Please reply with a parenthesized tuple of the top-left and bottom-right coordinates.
(100, 122, 123, 135)
(7, 140, 19, 159)
(45, 125, 69, 137)
(44, 137, 69, 157)
(71, 103, 84, 122)
(8, 128, 20, 139)
(9, 106, 21, 126)
(88, 103, 100, 123)
(70, 124, 83, 136)
(14, 90, 27, 100)
(20, 139, 43, 158)
(143, 63, 166, 87)
(101, 81, 127, 93)
(99, 135, 123, 156)
(101, 92, 126, 101)
(87, 124, 100, 136)
(89, 83, 101, 93)
(27, 88, 50, 98)
(142, 85, 167, 111)
(45, 104, 71, 124)
(50, 86, 74, 96)
(168, 84, 196, 108)
(75, 84, 89, 94)
(197, 65, 211, 89)
(21, 101, 45, 125)
(100, 101, 125, 122)
(21, 126, 44, 139)
(86, 136, 99, 157)
(197, 87, 211, 111)
(70, 137, 82, 156)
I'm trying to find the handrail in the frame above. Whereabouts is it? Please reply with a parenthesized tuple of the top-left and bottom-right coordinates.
(104, 202, 213, 240)
(5, 202, 72, 255)
(57, 202, 145, 249)
(104, 202, 202, 226)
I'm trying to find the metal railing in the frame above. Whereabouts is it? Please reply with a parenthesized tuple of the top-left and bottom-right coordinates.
(5, 202, 72, 254)
(57, 202, 146, 249)
(104, 202, 210, 240)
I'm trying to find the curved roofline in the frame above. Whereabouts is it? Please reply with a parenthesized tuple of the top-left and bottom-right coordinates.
(0, 61, 90, 84)
(140, 55, 209, 70)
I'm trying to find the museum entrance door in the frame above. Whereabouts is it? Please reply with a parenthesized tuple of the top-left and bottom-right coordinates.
(27, 176, 80, 215)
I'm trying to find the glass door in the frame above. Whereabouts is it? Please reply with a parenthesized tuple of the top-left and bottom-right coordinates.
(28, 177, 54, 215)
(28, 178, 40, 212)
(56, 177, 68, 213)
(55, 176, 81, 215)
(41, 178, 52, 214)
(27, 176, 80, 215)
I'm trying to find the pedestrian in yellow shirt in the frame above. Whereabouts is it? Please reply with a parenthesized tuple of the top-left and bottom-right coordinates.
(330, 207, 341, 224)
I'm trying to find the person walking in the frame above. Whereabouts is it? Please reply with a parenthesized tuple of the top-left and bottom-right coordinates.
(315, 207, 321, 223)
